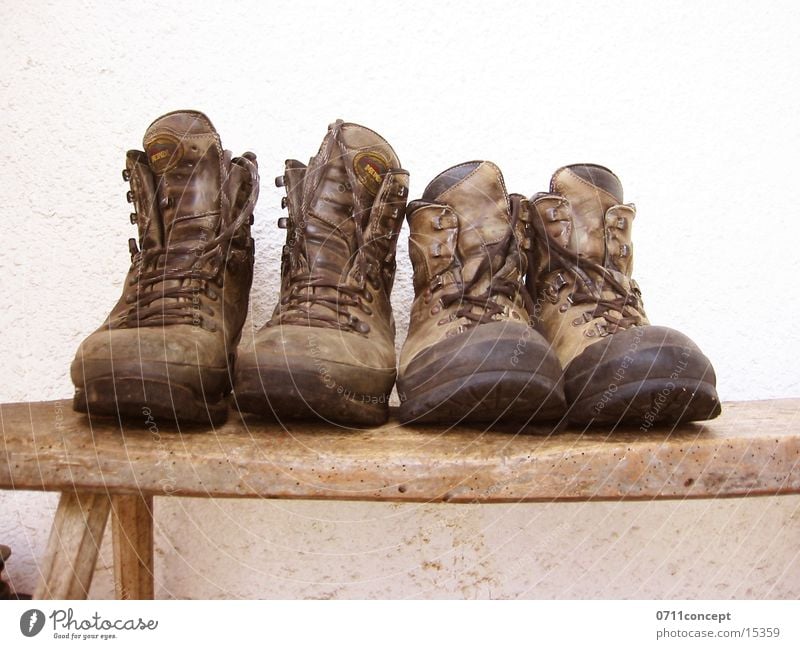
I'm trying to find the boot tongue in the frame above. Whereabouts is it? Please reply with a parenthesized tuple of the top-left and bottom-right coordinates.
(302, 122, 400, 276)
(551, 164, 623, 263)
(423, 161, 514, 290)
(424, 160, 509, 217)
(142, 110, 224, 244)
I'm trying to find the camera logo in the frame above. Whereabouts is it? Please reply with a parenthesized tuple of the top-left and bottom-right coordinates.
(20, 609, 46, 637)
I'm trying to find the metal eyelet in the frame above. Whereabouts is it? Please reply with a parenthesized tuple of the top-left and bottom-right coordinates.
(433, 213, 458, 230)
(350, 317, 370, 334)
(122, 169, 131, 182)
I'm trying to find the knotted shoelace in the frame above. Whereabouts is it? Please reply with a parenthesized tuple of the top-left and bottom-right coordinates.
(438, 195, 535, 326)
(122, 155, 258, 332)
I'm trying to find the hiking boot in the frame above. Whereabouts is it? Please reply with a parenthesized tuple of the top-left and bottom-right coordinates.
(71, 110, 258, 426)
(234, 120, 408, 426)
(528, 163, 721, 426)
(397, 161, 566, 424)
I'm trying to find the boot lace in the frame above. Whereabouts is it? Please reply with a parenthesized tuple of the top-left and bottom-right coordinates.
(272, 121, 386, 335)
(530, 218, 645, 335)
(122, 157, 257, 332)
(438, 196, 535, 327)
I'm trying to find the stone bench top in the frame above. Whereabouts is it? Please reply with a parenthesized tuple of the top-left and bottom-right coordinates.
(1, 399, 798, 503)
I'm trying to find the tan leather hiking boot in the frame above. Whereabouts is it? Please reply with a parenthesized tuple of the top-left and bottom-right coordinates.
(71, 110, 258, 426)
(234, 120, 408, 425)
(397, 161, 566, 424)
(528, 163, 720, 426)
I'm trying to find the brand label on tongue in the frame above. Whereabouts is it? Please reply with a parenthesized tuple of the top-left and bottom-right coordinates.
(145, 135, 183, 174)
(353, 151, 388, 196)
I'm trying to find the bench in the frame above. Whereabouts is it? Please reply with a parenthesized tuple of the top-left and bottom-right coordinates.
(1, 398, 798, 599)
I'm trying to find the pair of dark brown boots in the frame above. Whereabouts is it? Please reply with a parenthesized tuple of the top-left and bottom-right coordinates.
(71, 111, 720, 429)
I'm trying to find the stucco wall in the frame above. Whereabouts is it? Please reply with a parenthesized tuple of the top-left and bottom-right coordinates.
(1, 0, 798, 598)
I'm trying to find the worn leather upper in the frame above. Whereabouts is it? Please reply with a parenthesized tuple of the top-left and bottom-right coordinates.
(400, 161, 533, 372)
(529, 164, 648, 366)
(246, 120, 408, 372)
(73, 110, 258, 373)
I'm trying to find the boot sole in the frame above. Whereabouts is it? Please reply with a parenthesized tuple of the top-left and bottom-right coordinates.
(398, 369, 565, 424)
(397, 322, 566, 425)
(566, 376, 721, 427)
(74, 376, 229, 427)
(565, 326, 721, 426)
(234, 363, 393, 427)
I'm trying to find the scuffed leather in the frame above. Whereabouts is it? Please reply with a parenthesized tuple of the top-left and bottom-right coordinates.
(243, 121, 408, 374)
(529, 164, 649, 367)
(72, 110, 257, 391)
(399, 161, 533, 373)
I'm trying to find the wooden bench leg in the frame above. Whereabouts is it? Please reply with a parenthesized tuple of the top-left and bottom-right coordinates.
(34, 490, 111, 599)
(111, 494, 154, 599)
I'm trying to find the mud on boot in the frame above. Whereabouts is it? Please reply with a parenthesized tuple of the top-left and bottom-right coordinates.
(397, 161, 566, 425)
(234, 121, 408, 426)
(71, 110, 258, 427)
(527, 163, 720, 427)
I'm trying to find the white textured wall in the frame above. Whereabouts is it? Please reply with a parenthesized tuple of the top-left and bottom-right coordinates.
(1, 0, 799, 598)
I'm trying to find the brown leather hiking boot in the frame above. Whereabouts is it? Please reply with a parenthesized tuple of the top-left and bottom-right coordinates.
(71, 110, 258, 426)
(234, 120, 408, 425)
(397, 161, 566, 424)
(528, 163, 721, 426)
